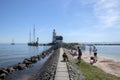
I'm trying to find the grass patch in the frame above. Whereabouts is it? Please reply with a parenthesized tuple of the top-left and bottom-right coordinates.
(76, 59, 120, 80)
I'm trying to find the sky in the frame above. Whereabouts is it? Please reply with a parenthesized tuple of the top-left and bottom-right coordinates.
(0, 0, 120, 43)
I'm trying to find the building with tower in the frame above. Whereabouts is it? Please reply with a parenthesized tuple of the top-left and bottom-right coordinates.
(52, 29, 63, 44)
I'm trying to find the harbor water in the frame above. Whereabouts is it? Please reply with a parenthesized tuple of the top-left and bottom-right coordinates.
(0, 44, 51, 80)
(0, 44, 50, 68)
(85, 45, 120, 61)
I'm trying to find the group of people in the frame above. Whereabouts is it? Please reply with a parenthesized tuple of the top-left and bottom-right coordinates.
(77, 45, 98, 64)
(90, 46, 97, 64)
(62, 45, 98, 65)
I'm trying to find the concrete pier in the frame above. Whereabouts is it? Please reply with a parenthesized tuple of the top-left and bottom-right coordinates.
(55, 48, 69, 80)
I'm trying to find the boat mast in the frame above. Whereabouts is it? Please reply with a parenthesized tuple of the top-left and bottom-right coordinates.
(12, 39, 14, 43)
(29, 31, 31, 43)
(33, 24, 36, 42)
(11, 38, 15, 45)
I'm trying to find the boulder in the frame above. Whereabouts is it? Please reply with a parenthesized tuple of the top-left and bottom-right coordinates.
(12, 64, 19, 71)
(0, 68, 8, 75)
(41, 53, 46, 58)
(17, 63, 26, 70)
(23, 59, 33, 65)
(25, 58, 31, 62)
(7, 66, 15, 73)
(30, 57, 38, 63)
(0, 73, 6, 79)
(0, 68, 9, 79)
(37, 55, 41, 60)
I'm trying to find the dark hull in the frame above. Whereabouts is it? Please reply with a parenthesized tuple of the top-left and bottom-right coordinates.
(11, 43, 15, 45)
(28, 42, 38, 46)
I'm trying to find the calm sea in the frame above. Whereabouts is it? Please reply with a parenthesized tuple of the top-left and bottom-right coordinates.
(85, 45, 120, 61)
(0, 44, 50, 68)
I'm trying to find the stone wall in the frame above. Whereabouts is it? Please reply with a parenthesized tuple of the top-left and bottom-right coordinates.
(30, 48, 60, 80)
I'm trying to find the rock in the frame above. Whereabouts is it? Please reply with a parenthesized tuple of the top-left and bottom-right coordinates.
(7, 66, 15, 73)
(0, 68, 8, 75)
(25, 58, 31, 62)
(39, 54, 43, 59)
(30, 57, 38, 63)
(0, 68, 9, 79)
(41, 53, 46, 58)
(23, 59, 33, 67)
(17, 63, 26, 70)
(0, 73, 6, 79)
(12, 64, 19, 71)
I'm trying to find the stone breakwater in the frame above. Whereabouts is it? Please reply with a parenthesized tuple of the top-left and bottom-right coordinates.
(64, 49, 86, 80)
(0, 46, 55, 80)
(30, 48, 60, 80)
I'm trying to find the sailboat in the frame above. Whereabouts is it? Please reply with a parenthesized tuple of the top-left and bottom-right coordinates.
(11, 39, 15, 45)
(28, 25, 39, 46)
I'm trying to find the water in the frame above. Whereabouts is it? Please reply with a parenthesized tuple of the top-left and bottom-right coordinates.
(6, 54, 50, 80)
(0, 44, 51, 68)
(85, 45, 120, 61)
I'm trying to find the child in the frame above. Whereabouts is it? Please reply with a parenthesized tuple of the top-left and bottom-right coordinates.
(90, 57, 95, 65)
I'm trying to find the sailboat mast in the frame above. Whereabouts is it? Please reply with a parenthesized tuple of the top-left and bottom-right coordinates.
(29, 31, 31, 43)
(11, 38, 15, 45)
(12, 39, 14, 43)
(33, 24, 36, 42)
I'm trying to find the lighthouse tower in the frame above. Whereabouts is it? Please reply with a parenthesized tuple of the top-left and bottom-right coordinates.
(53, 29, 56, 43)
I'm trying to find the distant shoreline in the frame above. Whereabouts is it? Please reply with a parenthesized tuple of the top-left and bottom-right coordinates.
(87, 44, 120, 46)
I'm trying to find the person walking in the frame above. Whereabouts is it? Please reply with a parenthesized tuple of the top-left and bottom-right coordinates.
(77, 46, 82, 63)
(93, 46, 97, 62)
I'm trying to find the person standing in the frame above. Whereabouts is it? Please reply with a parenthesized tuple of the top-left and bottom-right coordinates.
(89, 46, 92, 55)
(93, 46, 97, 62)
(77, 46, 82, 63)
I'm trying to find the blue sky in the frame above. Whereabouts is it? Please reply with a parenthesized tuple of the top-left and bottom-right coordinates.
(0, 0, 120, 43)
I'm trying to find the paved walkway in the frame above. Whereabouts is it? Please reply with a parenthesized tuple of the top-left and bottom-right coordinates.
(55, 48, 69, 80)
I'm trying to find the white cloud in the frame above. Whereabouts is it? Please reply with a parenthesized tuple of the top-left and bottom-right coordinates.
(76, 0, 120, 29)
(94, 0, 120, 28)
(62, 0, 120, 29)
